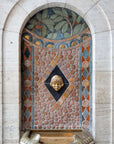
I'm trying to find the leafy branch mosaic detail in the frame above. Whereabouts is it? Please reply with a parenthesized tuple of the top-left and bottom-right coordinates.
(26, 8, 88, 40)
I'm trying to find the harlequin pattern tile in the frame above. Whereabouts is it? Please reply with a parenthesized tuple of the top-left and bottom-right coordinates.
(21, 7, 92, 131)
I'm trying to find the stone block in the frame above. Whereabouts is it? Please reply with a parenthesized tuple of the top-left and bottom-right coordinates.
(66, 0, 95, 17)
(3, 103, 21, 143)
(48, 0, 66, 8)
(112, 30, 114, 71)
(4, 4, 29, 33)
(0, 104, 2, 144)
(0, 71, 2, 104)
(3, 71, 21, 104)
(0, 29, 2, 67)
(84, 4, 110, 33)
(95, 72, 111, 104)
(0, 0, 18, 30)
(93, 31, 111, 61)
(112, 105, 114, 143)
(19, 0, 48, 18)
(94, 61, 111, 72)
(112, 72, 114, 104)
(0, 30, 2, 104)
(95, 104, 111, 143)
(98, 0, 114, 30)
(3, 31, 20, 72)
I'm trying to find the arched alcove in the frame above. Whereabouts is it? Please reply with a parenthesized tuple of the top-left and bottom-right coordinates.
(0, 0, 112, 143)
(21, 7, 92, 131)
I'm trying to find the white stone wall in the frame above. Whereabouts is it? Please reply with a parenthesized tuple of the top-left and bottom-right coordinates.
(0, 0, 113, 143)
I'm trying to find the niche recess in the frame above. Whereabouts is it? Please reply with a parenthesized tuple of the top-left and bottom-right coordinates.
(21, 7, 92, 131)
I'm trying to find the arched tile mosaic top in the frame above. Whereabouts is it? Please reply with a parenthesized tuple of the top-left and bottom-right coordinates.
(25, 7, 88, 40)
(21, 7, 92, 131)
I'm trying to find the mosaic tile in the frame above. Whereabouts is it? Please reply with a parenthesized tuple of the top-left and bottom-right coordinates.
(82, 88, 88, 98)
(25, 7, 88, 40)
(83, 49, 89, 60)
(83, 108, 89, 120)
(24, 109, 31, 120)
(24, 68, 31, 79)
(83, 69, 88, 79)
(21, 7, 92, 131)
(24, 48, 30, 58)
(24, 88, 31, 98)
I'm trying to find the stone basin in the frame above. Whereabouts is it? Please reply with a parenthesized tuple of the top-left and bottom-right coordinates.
(29, 130, 95, 144)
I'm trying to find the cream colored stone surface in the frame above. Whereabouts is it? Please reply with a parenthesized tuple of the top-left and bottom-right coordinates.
(3, 31, 20, 71)
(66, 0, 95, 17)
(3, 104, 21, 143)
(95, 72, 111, 104)
(0, 30, 3, 104)
(112, 30, 114, 71)
(0, 71, 2, 104)
(92, 0, 100, 3)
(84, 4, 110, 34)
(112, 71, 114, 107)
(19, 0, 48, 17)
(0, 0, 19, 30)
(0, 30, 2, 70)
(95, 61, 111, 72)
(48, 0, 66, 8)
(93, 31, 111, 72)
(98, 0, 114, 30)
(95, 104, 111, 143)
(112, 72, 114, 143)
(3, 31, 21, 104)
(112, 29, 114, 144)
(94, 31, 111, 61)
(0, 28, 3, 144)
(4, 4, 28, 33)
(3, 71, 21, 104)
(112, 104, 114, 143)
(0, 104, 2, 144)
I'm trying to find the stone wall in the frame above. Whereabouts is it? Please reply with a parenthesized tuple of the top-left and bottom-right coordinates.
(0, 0, 113, 144)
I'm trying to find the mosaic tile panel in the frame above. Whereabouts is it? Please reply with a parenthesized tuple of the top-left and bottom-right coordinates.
(21, 7, 92, 131)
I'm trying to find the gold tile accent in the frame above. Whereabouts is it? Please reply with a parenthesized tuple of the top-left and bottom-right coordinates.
(45, 70, 51, 75)
(25, 35, 30, 40)
(68, 85, 74, 90)
(60, 44, 65, 48)
(35, 41, 41, 46)
(60, 96, 66, 102)
(71, 41, 77, 46)
(50, 61, 56, 67)
(68, 77, 74, 83)
(47, 44, 53, 48)
(57, 99, 63, 106)
(53, 55, 58, 63)
(38, 77, 44, 85)
(63, 92, 69, 98)
(82, 79, 89, 87)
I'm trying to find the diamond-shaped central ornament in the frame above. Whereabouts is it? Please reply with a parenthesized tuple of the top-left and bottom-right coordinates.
(44, 65, 69, 101)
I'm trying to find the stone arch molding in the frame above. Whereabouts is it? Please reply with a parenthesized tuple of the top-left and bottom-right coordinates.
(0, 0, 112, 144)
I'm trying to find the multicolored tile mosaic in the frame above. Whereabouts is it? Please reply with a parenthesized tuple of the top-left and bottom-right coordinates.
(21, 7, 92, 131)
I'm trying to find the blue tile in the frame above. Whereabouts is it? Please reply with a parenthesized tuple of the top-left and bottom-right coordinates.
(82, 88, 88, 98)
(83, 49, 88, 60)
(83, 108, 88, 119)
